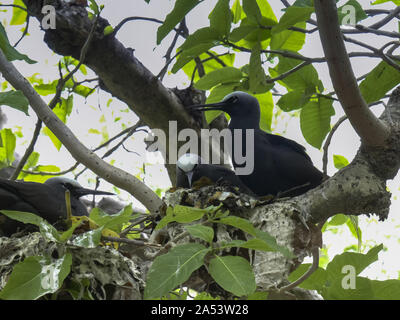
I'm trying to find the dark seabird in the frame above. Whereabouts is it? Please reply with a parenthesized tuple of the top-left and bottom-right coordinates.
(0, 177, 114, 236)
(190, 91, 324, 197)
(176, 153, 256, 196)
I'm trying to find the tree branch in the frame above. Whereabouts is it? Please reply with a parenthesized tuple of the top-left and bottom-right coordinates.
(314, 0, 390, 147)
(0, 49, 163, 213)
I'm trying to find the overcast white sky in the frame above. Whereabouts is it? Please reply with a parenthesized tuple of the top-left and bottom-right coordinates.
(0, 0, 399, 280)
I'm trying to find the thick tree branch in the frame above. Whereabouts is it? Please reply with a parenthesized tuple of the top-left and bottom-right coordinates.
(0, 49, 163, 213)
(314, 0, 390, 147)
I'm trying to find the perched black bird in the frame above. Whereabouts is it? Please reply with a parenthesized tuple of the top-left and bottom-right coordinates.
(190, 91, 324, 197)
(0, 177, 114, 236)
(176, 153, 256, 196)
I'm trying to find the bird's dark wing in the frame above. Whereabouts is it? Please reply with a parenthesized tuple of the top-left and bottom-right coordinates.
(259, 131, 323, 189)
(264, 132, 312, 162)
(0, 179, 65, 223)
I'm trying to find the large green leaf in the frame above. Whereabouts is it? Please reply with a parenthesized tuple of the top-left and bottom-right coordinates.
(185, 225, 214, 243)
(0, 210, 61, 242)
(0, 90, 29, 115)
(359, 61, 400, 104)
(257, 91, 274, 132)
(300, 96, 335, 149)
(276, 89, 311, 111)
(272, 6, 314, 34)
(0, 128, 16, 165)
(231, 0, 244, 24)
(180, 27, 221, 51)
(208, 255, 256, 297)
(0, 22, 35, 64)
(326, 244, 383, 281)
(270, 21, 306, 51)
(0, 253, 72, 300)
(370, 279, 400, 299)
(270, 56, 321, 91)
(157, 0, 202, 44)
(194, 67, 243, 90)
(89, 205, 133, 233)
(209, 0, 232, 37)
(144, 243, 210, 299)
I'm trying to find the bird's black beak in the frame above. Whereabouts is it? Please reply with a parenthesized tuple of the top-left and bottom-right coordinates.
(73, 187, 115, 198)
(189, 101, 228, 112)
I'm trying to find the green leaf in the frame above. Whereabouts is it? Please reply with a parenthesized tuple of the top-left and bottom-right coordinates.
(0, 128, 16, 165)
(242, 0, 262, 24)
(194, 67, 243, 90)
(181, 27, 221, 51)
(209, 0, 232, 37)
(0, 22, 35, 64)
(172, 42, 216, 73)
(70, 227, 103, 248)
(229, 24, 259, 43)
(218, 216, 257, 236)
(0, 90, 29, 115)
(270, 21, 306, 51)
(185, 225, 214, 243)
(10, 0, 27, 26)
(272, 6, 314, 34)
(327, 214, 349, 227)
(103, 25, 114, 36)
(239, 238, 276, 251)
(326, 244, 383, 281)
(337, 0, 367, 25)
(144, 243, 210, 299)
(89, 205, 133, 233)
(0, 210, 60, 242)
(359, 61, 400, 104)
(43, 96, 74, 151)
(0, 253, 72, 300)
(276, 89, 311, 111)
(88, 0, 100, 14)
(300, 96, 335, 149)
(288, 264, 327, 291)
(322, 276, 374, 300)
(157, 0, 201, 44)
(270, 57, 321, 91)
(333, 154, 349, 169)
(257, 91, 274, 132)
(232, 0, 244, 24)
(183, 51, 235, 83)
(156, 205, 207, 230)
(208, 255, 256, 297)
(254, 228, 294, 259)
(370, 279, 400, 299)
(249, 43, 269, 94)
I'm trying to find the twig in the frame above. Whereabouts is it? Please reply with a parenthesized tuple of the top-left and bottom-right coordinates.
(278, 247, 319, 293)
(322, 115, 347, 175)
(13, 14, 30, 48)
(101, 235, 162, 248)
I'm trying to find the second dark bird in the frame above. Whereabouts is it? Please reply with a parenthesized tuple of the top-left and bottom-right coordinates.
(176, 153, 255, 196)
(0, 177, 114, 236)
(190, 91, 324, 197)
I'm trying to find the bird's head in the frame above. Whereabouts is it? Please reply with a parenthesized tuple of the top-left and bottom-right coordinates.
(45, 177, 114, 199)
(176, 154, 203, 186)
(190, 91, 260, 125)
